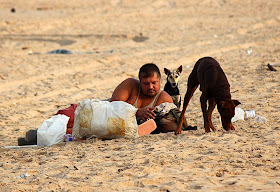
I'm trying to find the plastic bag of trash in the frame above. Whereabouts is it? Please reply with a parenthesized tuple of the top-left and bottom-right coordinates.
(231, 107, 245, 122)
(37, 114, 69, 147)
(254, 115, 267, 123)
(219, 107, 245, 122)
(72, 99, 138, 139)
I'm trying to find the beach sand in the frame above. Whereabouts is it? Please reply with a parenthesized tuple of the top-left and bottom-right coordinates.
(0, 0, 279, 191)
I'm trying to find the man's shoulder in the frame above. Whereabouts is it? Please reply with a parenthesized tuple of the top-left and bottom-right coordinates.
(111, 78, 139, 102)
(117, 78, 140, 93)
(121, 78, 139, 86)
(125, 78, 139, 83)
(157, 90, 174, 104)
(159, 90, 173, 99)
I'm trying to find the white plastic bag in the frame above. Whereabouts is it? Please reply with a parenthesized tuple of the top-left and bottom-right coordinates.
(154, 102, 177, 116)
(254, 115, 267, 123)
(231, 107, 245, 122)
(37, 114, 69, 147)
(73, 99, 138, 139)
(219, 107, 245, 123)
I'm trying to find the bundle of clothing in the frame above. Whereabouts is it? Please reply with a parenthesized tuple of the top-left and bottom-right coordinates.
(151, 103, 197, 134)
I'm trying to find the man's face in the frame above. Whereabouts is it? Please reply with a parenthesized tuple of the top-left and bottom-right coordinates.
(140, 73, 161, 97)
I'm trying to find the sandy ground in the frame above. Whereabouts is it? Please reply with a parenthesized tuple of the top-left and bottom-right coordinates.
(0, 0, 280, 191)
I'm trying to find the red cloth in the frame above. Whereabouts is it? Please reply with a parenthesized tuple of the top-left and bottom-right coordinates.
(66, 128, 73, 134)
(55, 104, 77, 132)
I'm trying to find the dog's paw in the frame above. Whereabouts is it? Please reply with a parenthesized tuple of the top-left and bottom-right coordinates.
(174, 129, 182, 135)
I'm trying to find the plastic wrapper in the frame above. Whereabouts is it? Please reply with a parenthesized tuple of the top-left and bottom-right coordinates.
(73, 99, 138, 139)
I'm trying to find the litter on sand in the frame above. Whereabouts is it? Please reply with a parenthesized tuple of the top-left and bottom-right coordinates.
(46, 49, 73, 54)
(45, 49, 114, 55)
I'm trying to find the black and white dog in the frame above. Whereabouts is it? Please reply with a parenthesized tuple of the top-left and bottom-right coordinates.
(164, 65, 182, 108)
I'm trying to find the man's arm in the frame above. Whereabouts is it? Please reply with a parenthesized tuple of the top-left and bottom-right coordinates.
(136, 91, 174, 122)
(110, 78, 138, 103)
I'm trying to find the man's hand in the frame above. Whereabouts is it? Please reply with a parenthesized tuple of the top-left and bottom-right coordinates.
(136, 107, 156, 121)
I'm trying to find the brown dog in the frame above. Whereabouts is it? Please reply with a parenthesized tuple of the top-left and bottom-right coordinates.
(175, 57, 241, 134)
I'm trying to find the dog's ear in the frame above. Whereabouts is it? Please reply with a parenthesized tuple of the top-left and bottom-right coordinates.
(232, 100, 241, 107)
(177, 65, 182, 74)
(219, 101, 226, 109)
(164, 68, 170, 75)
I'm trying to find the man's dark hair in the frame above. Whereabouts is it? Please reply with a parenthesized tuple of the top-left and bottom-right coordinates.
(138, 63, 161, 80)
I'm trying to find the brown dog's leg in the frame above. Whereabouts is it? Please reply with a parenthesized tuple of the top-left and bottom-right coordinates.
(175, 66, 199, 135)
(175, 85, 198, 135)
(200, 94, 211, 133)
(207, 98, 217, 132)
(230, 122, 235, 130)
(175, 90, 191, 134)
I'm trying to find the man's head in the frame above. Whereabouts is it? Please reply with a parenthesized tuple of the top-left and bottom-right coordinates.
(138, 63, 161, 97)
(138, 63, 161, 80)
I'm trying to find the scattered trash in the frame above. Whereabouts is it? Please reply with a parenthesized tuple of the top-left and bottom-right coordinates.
(15, 173, 30, 179)
(37, 114, 69, 147)
(247, 49, 252, 54)
(46, 49, 73, 54)
(99, 50, 114, 54)
(219, 107, 244, 122)
(267, 63, 277, 71)
(219, 108, 265, 123)
(245, 110, 255, 118)
(64, 134, 73, 142)
(28, 50, 40, 55)
(231, 107, 245, 122)
(44, 49, 114, 55)
(254, 115, 267, 123)
(186, 65, 190, 69)
(5, 145, 37, 149)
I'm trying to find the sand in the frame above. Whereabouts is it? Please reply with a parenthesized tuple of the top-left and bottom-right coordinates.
(0, 0, 279, 191)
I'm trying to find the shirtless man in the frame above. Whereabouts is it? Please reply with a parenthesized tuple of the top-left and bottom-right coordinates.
(110, 63, 174, 123)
